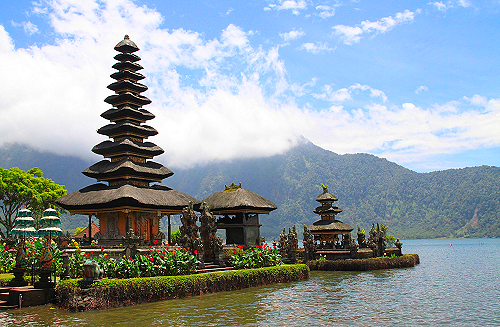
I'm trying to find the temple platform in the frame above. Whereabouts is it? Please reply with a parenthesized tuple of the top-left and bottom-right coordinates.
(0, 286, 54, 310)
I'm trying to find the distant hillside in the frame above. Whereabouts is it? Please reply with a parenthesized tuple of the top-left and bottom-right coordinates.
(168, 141, 500, 239)
(1, 142, 499, 239)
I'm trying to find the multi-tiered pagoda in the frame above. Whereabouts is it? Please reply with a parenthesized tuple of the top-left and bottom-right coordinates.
(308, 185, 353, 248)
(57, 35, 199, 245)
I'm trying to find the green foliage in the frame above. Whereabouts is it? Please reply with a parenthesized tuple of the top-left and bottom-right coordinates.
(56, 264, 310, 311)
(230, 244, 282, 269)
(170, 230, 181, 244)
(25, 238, 64, 276)
(68, 247, 197, 279)
(0, 243, 15, 273)
(0, 167, 67, 236)
(68, 242, 85, 278)
(74, 227, 85, 236)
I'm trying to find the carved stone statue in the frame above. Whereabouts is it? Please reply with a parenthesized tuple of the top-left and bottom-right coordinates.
(40, 238, 53, 271)
(199, 202, 219, 262)
(288, 226, 298, 263)
(15, 240, 27, 269)
(179, 201, 202, 256)
(357, 225, 367, 248)
(303, 225, 316, 262)
(278, 228, 288, 257)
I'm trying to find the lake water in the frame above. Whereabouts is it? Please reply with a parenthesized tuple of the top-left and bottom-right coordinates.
(1, 238, 499, 326)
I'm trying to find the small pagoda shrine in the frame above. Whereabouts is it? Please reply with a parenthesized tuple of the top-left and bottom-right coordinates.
(11, 208, 37, 238)
(203, 183, 277, 247)
(308, 184, 353, 256)
(57, 35, 199, 245)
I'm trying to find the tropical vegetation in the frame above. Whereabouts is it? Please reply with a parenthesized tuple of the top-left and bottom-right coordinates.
(230, 244, 282, 269)
(0, 167, 66, 236)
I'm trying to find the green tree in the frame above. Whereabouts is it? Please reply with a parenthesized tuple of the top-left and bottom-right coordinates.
(0, 167, 67, 237)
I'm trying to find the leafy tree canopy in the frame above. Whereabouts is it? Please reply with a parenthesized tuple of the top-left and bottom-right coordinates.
(0, 167, 66, 237)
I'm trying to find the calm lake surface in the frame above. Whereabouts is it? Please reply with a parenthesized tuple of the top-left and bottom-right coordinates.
(1, 238, 499, 326)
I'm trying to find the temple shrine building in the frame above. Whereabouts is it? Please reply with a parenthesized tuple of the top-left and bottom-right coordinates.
(203, 183, 277, 247)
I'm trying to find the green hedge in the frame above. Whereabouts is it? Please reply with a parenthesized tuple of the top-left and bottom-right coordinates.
(56, 264, 310, 311)
(0, 274, 13, 287)
(307, 254, 420, 271)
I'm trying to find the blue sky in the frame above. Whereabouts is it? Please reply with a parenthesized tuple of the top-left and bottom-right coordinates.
(1, 0, 499, 172)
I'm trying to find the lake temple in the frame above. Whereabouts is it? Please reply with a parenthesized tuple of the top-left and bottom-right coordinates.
(56, 35, 199, 246)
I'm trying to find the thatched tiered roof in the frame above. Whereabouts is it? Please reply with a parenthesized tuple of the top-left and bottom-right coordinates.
(308, 219, 353, 233)
(203, 183, 277, 214)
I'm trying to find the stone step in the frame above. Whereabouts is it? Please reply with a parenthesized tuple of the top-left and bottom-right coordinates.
(0, 292, 9, 302)
(0, 300, 17, 310)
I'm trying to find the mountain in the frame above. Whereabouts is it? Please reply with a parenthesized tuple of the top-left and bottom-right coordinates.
(1, 142, 499, 239)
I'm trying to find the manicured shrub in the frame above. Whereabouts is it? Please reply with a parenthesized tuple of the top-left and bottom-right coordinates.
(56, 264, 310, 311)
(307, 253, 420, 271)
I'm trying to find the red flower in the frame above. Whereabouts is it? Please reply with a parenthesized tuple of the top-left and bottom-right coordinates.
(129, 257, 134, 260)
(154, 240, 158, 244)
(148, 245, 152, 249)
(5, 246, 8, 250)
(194, 250, 197, 254)
(173, 250, 176, 255)
(234, 250, 237, 254)
(150, 257, 154, 262)
(159, 254, 163, 258)
(100, 248, 104, 252)
(238, 245, 243, 250)
(186, 246, 190, 251)
(162, 250, 166, 254)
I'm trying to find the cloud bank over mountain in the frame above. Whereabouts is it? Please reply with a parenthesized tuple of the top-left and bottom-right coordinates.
(0, 0, 499, 171)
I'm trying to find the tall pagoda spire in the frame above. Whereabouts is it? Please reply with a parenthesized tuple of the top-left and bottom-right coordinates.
(56, 36, 199, 245)
(83, 35, 173, 187)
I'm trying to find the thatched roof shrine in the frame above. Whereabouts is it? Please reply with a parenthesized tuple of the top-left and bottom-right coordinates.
(203, 183, 276, 247)
(203, 183, 277, 214)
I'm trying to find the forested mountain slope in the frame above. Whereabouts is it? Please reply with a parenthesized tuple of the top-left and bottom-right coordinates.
(2, 142, 499, 239)
(169, 141, 500, 239)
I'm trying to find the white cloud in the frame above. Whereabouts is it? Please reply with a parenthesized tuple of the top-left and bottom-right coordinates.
(298, 42, 335, 54)
(429, 1, 448, 11)
(280, 29, 305, 42)
(266, 0, 307, 15)
(428, 0, 472, 11)
(1, 0, 499, 172)
(316, 5, 335, 19)
(415, 85, 429, 94)
(333, 9, 416, 45)
(314, 83, 387, 103)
